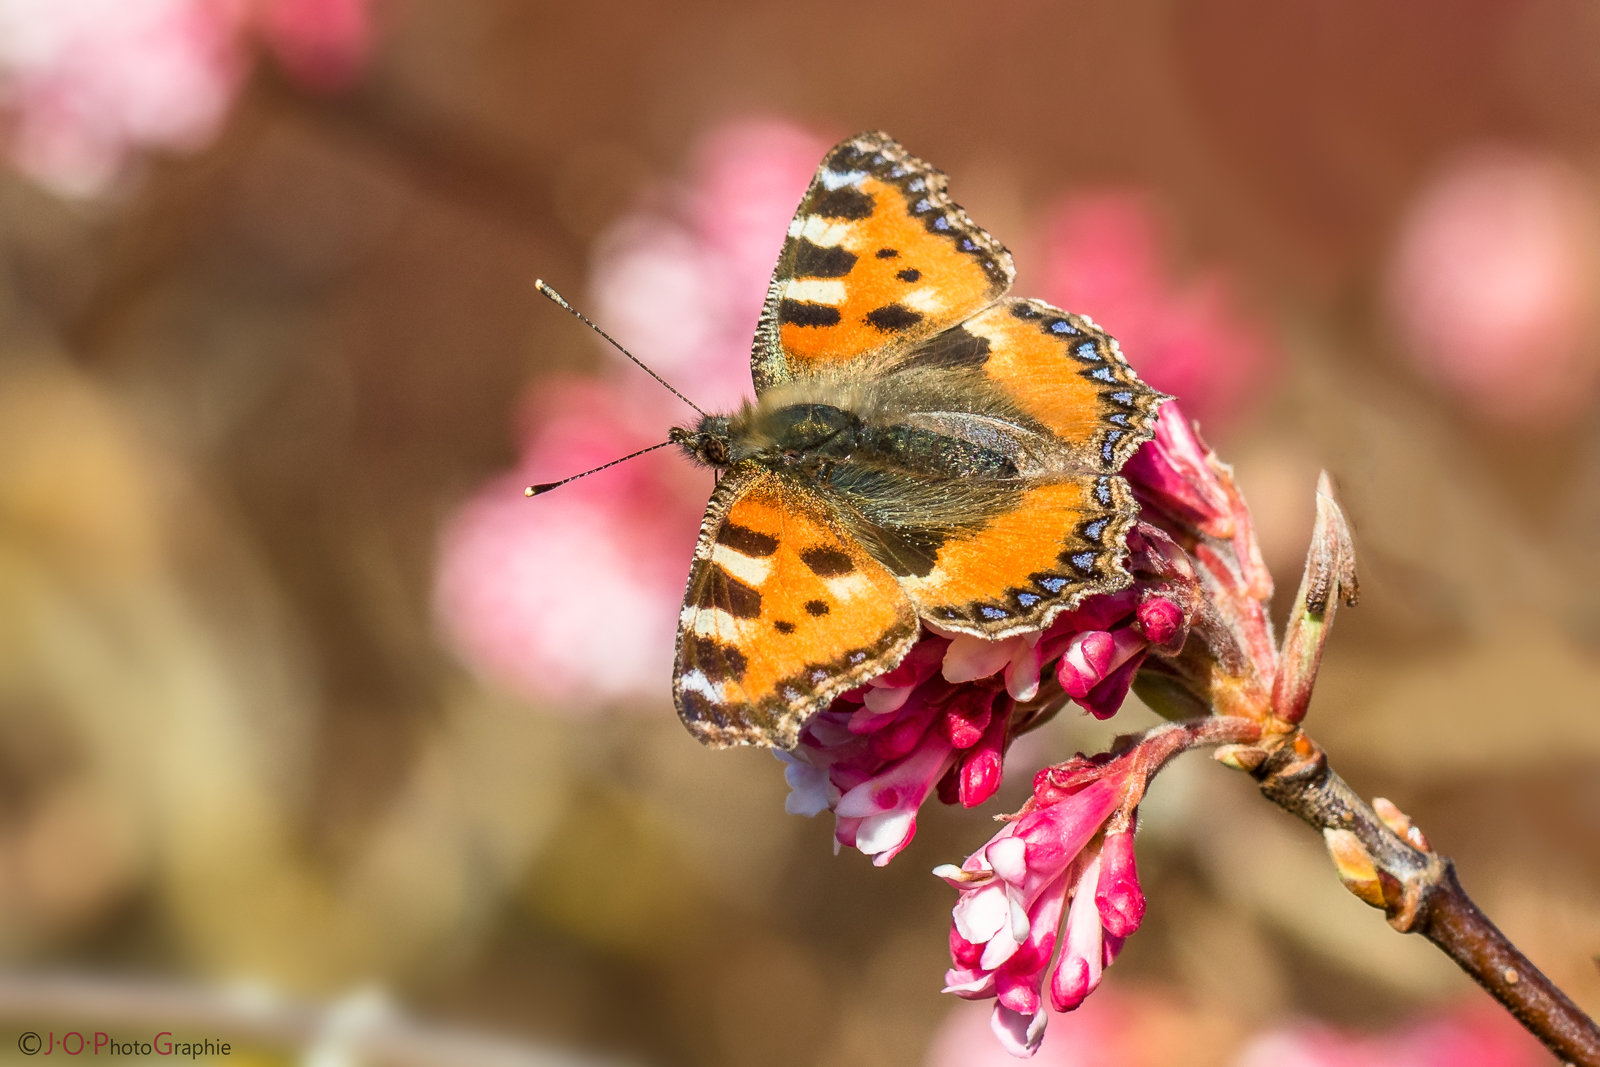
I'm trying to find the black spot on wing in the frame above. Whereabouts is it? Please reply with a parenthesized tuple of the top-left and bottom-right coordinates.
(706, 564, 762, 619)
(800, 546, 854, 576)
(792, 240, 858, 278)
(773, 620, 796, 634)
(779, 300, 842, 328)
(809, 186, 875, 220)
(896, 268, 921, 282)
(716, 522, 778, 557)
(686, 635, 748, 683)
(804, 599, 830, 616)
(876, 247, 899, 258)
(864, 304, 924, 332)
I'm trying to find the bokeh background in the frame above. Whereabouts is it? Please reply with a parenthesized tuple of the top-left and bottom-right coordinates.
(0, 1, 1598, 1064)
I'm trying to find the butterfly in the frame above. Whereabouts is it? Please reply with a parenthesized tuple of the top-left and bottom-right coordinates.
(670, 131, 1165, 749)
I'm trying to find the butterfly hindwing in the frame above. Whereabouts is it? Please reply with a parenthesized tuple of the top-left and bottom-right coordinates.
(675, 464, 920, 748)
(869, 298, 1166, 637)
(751, 131, 1015, 392)
(891, 475, 1143, 637)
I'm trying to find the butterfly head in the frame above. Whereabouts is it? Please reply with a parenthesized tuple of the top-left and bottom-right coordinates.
(670, 416, 734, 469)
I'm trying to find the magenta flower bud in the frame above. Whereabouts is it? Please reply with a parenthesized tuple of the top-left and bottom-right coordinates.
(868, 695, 939, 761)
(958, 704, 1008, 808)
(1057, 630, 1115, 697)
(1094, 830, 1146, 938)
(940, 687, 994, 750)
(1121, 402, 1234, 538)
(1136, 596, 1184, 648)
(871, 633, 949, 689)
(1078, 648, 1147, 720)
(950, 924, 985, 969)
(1049, 856, 1107, 1012)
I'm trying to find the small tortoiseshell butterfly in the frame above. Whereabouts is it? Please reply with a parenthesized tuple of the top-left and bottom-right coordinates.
(669, 132, 1165, 749)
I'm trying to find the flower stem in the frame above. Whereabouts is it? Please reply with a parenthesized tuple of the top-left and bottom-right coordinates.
(1247, 728, 1600, 1066)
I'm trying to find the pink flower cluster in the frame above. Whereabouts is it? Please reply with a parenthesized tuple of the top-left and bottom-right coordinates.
(777, 568, 1191, 869)
(0, 0, 371, 196)
(936, 757, 1143, 1056)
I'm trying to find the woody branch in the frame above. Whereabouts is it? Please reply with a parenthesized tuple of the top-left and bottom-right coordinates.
(1191, 471, 1600, 1066)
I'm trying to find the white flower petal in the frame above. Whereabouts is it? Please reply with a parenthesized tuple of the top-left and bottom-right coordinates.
(952, 882, 1009, 943)
(978, 919, 1020, 970)
(991, 1004, 1047, 1058)
(855, 809, 914, 856)
(942, 634, 1021, 683)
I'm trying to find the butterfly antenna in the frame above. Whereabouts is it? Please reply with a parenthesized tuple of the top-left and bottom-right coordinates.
(533, 279, 707, 417)
(524, 439, 676, 497)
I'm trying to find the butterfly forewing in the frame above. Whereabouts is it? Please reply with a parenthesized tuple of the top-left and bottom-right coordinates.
(675, 465, 920, 749)
(941, 298, 1166, 473)
(751, 131, 1015, 392)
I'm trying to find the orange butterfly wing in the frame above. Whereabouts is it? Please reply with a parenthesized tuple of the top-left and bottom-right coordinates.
(888, 299, 1167, 637)
(751, 131, 1014, 392)
(675, 465, 920, 748)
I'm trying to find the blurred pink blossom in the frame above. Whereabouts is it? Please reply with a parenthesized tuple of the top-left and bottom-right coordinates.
(1040, 193, 1279, 434)
(1386, 145, 1600, 429)
(1236, 1002, 1547, 1067)
(434, 379, 703, 708)
(435, 119, 831, 712)
(254, 0, 372, 92)
(591, 120, 831, 413)
(0, 0, 371, 196)
(926, 987, 1184, 1067)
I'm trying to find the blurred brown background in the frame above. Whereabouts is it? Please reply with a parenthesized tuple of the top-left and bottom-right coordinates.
(0, 0, 1598, 1063)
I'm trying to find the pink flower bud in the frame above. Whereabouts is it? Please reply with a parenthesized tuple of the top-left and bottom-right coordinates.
(1057, 630, 1115, 698)
(957, 701, 1009, 808)
(868, 695, 938, 761)
(871, 633, 949, 689)
(1094, 830, 1146, 938)
(1122, 402, 1234, 539)
(1049, 856, 1106, 1012)
(940, 688, 995, 750)
(833, 730, 957, 866)
(1078, 649, 1147, 720)
(1136, 596, 1184, 648)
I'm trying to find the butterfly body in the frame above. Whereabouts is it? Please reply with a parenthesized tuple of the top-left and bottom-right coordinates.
(671, 133, 1166, 749)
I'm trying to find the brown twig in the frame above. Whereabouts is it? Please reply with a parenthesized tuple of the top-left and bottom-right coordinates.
(1247, 729, 1600, 1066)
